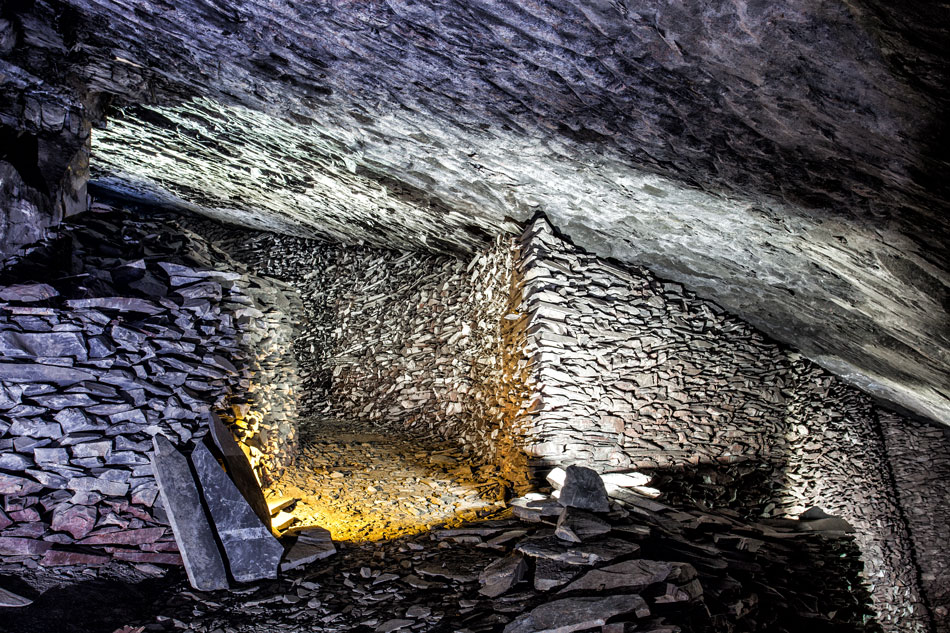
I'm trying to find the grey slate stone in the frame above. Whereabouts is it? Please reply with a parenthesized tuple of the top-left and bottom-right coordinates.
(281, 527, 336, 572)
(191, 438, 284, 583)
(559, 559, 690, 594)
(149, 434, 228, 591)
(503, 594, 650, 633)
(479, 553, 527, 597)
(206, 412, 271, 527)
(66, 297, 163, 314)
(554, 508, 612, 543)
(0, 283, 58, 302)
(558, 465, 609, 513)
(0, 586, 33, 607)
(0, 362, 96, 386)
(0, 331, 87, 361)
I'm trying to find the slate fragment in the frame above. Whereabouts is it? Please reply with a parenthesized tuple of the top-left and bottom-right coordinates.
(558, 465, 609, 513)
(206, 412, 271, 527)
(191, 439, 283, 582)
(503, 594, 650, 633)
(150, 434, 228, 591)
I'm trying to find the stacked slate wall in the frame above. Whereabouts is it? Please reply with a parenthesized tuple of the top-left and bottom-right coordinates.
(879, 411, 950, 632)
(186, 223, 535, 486)
(515, 216, 933, 633)
(0, 202, 301, 566)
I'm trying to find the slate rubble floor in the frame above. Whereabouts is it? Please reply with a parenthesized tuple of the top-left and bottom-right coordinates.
(267, 418, 510, 542)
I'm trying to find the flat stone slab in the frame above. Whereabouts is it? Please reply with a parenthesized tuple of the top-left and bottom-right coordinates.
(560, 559, 693, 594)
(0, 586, 33, 607)
(479, 553, 527, 598)
(0, 363, 96, 386)
(515, 535, 639, 566)
(150, 434, 228, 591)
(0, 331, 86, 360)
(207, 412, 271, 527)
(503, 594, 650, 633)
(191, 438, 284, 582)
(554, 508, 612, 543)
(281, 527, 337, 572)
(0, 283, 58, 302)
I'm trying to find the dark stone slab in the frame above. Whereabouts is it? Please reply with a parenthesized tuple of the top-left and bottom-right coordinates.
(0, 283, 59, 302)
(558, 466, 609, 513)
(280, 527, 336, 572)
(533, 558, 580, 592)
(555, 508, 611, 543)
(206, 412, 271, 527)
(66, 297, 163, 314)
(0, 586, 33, 607)
(0, 363, 96, 386)
(503, 594, 650, 633)
(479, 553, 527, 598)
(150, 434, 228, 591)
(560, 559, 693, 594)
(0, 332, 87, 361)
(0, 536, 52, 555)
(40, 549, 110, 566)
(515, 536, 639, 566)
(51, 504, 97, 539)
(191, 439, 283, 582)
(0, 472, 44, 495)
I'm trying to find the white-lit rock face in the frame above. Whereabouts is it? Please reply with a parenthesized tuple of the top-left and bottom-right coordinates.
(3, 1, 948, 423)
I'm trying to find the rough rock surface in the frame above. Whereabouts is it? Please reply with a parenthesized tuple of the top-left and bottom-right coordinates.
(1, 0, 947, 424)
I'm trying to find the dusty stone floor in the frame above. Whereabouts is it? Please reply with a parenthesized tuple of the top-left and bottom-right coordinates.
(267, 419, 510, 542)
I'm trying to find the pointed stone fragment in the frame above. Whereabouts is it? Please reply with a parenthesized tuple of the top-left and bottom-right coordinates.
(191, 439, 284, 582)
(206, 412, 271, 527)
(558, 465, 609, 513)
(150, 434, 228, 591)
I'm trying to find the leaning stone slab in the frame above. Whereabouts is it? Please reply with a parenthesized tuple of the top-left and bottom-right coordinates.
(206, 412, 271, 527)
(479, 553, 527, 597)
(558, 466, 609, 513)
(150, 434, 228, 591)
(503, 594, 650, 633)
(555, 508, 612, 543)
(191, 439, 284, 582)
(0, 586, 32, 607)
(560, 559, 693, 594)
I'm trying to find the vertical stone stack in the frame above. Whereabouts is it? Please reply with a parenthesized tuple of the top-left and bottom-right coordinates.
(879, 411, 950, 632)
(0, 203, 302, 565)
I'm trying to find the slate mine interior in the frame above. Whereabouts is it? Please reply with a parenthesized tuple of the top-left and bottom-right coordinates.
(1, 2, 949, 633)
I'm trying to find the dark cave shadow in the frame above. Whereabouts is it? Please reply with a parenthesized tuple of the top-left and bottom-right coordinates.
(0, 569, 184, 633)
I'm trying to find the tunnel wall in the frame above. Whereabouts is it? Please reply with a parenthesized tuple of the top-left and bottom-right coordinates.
(189, 224, 534, 486)
(0, 202, 301, 565)
(879, 412, 950, 632)
(516, 215, 934, 633)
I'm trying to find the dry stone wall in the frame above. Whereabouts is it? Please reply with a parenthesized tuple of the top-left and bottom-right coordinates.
(879, 412, 950, 632)
(515, 216, 936, 633)
(187, 223, 534, 487)
(0, 202, 301, 566)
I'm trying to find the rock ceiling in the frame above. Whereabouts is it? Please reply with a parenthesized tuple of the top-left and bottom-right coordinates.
(1, 0, 948, 423)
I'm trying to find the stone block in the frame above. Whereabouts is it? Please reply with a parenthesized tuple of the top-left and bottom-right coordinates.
(150, 434, 228, 590)
(51, 504, 97, 539)
(191, 439, 283, 582)
(558, 465, 609, 513)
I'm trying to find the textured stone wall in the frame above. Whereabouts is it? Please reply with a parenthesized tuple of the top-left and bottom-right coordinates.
(879, 412, 950, 632)
(516, 215, 932, 632)
(0, 203, 301, 566)
(187, 223, 534, 486)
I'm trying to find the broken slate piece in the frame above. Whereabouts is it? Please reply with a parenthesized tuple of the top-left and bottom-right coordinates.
(0, 283, 58, 302)
(150, 434, 228, 591)
(558, 465, 609, 513)
(280, 527, 336, 571)
(560, 559, 692, 594)
(191, 439, 284, 582)
(0, 363, 96, 386)
(555, 508, 612, 543)
(0, 331, 87, 360)
(479, 553, 527, 597)
(516, 535, 639, 566)
(503, 594, 650, 633)
(533, 558, 580, 591)
(206, 412, 271, 527)
(0, 586, 33, 607)
(66, 297, 163, 314)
